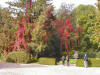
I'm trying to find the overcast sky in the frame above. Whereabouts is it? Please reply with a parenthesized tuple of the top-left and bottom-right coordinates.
(0, 0, 98, 9)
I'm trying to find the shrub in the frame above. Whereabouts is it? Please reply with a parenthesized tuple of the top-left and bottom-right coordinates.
(76, 58, 100, 67)
(27, 56, 38, 63)
(76, 59, 84, 67)
(69, 59, 77, 64)
(78, 52, 96, 58)
(87, 52, 96, 58)
(88, 58, 100, 67)
(78, 53, 85, 59)
(58, 59, 77, 65)
(5, 51, 30, 63)
(39, 57, 56, 65)
(96, 52, 100, 58)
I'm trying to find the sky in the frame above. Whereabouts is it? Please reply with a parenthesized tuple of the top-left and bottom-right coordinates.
(0, 0, 98, 9)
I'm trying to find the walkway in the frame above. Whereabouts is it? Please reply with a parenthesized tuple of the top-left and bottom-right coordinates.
(0, 63, 100, 75)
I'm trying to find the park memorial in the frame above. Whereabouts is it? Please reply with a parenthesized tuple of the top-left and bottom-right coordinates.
(0, 0, 100, 73)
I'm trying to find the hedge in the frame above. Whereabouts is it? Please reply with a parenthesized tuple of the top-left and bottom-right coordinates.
(76, 59, 84, 67)
(38, 57, 56, 65)
(76, 58, 100, 67)
(58, 59, 77, 65)
(5, 51, 30, 63)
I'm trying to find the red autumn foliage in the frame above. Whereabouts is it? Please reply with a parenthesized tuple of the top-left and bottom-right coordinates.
(4, 42, 15, 56)
(3, 6, 82, 56)
(45, 7, 83, 54)
(13, 18, 28, 51)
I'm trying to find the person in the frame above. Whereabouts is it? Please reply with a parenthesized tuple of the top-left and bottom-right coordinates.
(66, 55, 69, 66)
(84, 54, 88, 68)
(62, 55, 65, 65)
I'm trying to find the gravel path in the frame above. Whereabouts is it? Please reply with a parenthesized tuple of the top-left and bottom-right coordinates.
(0, 63, 100, 75)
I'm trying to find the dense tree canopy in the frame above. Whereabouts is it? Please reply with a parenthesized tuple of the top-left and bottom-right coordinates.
(0, 0, 100, 60)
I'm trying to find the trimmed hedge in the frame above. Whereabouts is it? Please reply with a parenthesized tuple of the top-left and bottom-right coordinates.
(58, 59, 77, 65)
(5, 51, 30, 63)
(76, 59, 84, 67)
(39, 57, 56, 65)
(76, 58, 100, 67)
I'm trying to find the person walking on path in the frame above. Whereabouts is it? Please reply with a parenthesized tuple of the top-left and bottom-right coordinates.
(84, 54, 88, 68)
(66, 55, 69, 66)
(62, 56, 65, 65)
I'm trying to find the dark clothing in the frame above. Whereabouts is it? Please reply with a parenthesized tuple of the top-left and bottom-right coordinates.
(66, 57, 69, 66)
(62, 56, 65, 65)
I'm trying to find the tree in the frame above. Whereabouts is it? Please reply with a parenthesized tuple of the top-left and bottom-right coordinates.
(72, 4, 96, 26)
(28, 6, 61, 58)
(1, 0, 52, 55)
(7, 0, 52, 19)
(90, 0, 100, 48)
(56, 3, 74, 23)
(71, 5, 97, 52)
(0, 8, 17, 55)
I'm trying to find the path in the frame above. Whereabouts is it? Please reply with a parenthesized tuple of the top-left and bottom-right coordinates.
(0, 62, 100, 75)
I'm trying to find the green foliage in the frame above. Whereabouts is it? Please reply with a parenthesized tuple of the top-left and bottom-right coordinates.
(5, 51, 30, 63)
(38, 57, 56, 65)
(27, 55, 38, 63)
(76, 58, 100, 67)
(87, 0, 100, 48)
(76, 59, 84, 67)
(28, 12, 47, 53)
(96, 52, 100, 58)
(58, 59, 77, 65)
(71, 4, 97, 51)
(78, 52, 97, 58)
(88, 58, 100, 67)
(69, 59, 77, 64)
(0, 8, 17, 55)
(72, 4, 96, 25)
(87, 52, 96, 58)
(29, 25, 47, 53)
(78, 52, 85, 59)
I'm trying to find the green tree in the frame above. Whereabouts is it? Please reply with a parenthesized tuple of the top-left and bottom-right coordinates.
(0, 8, 17, 54)
(90, 0, 100, 48)
(71, 5, 97, 52)
(72, 5, 96, 25)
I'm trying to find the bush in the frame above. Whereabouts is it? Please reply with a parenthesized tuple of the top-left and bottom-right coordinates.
(76, 59, 84, 67)
(58, 59, 77, 65)
(88, 58, 100, 67)
(27, 56, 38, 63)
(87, 52, 96, 58)
(76, 58, 100, 67)
(78, 52, 96, 58)
(39, 57, 56, 65)
(69, 59, 77, 64)
(96, 52, 100, 58)
(5, 51, 30, 63)
(78, 53, 85, 59)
